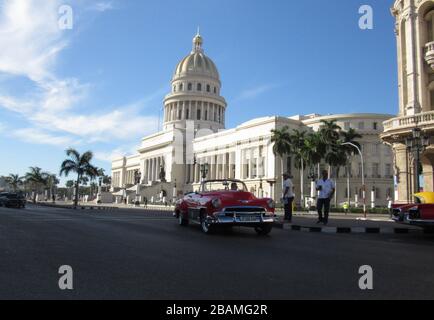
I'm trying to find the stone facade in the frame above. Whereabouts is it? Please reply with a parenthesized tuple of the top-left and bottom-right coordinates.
(381, 0, 434, 203)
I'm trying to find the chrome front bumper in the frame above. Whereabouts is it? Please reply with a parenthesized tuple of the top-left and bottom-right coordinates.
(207, 207, 275, 226)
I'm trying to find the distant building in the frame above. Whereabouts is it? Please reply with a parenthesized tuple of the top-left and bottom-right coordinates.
(0, 177, 8, 192)
(112, 33, 394, 207)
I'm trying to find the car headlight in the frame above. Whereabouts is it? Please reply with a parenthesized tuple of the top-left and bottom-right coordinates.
(212, 198, 222, 209)
(267, 199, 275, 209)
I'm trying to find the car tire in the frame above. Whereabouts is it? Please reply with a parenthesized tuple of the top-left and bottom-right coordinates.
(200, 215, 214, 235)
(255, 225, 273, 236)
(178, 213, 189, 227)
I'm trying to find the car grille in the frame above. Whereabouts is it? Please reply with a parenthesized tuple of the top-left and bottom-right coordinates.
(223, 207, 266, 217)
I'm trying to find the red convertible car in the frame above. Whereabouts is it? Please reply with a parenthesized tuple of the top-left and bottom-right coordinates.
(392, 192, 434, 230)
(174, 179, 275, 235)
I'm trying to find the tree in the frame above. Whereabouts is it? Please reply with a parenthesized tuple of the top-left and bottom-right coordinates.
(319, 120, 345, 207)
(5, 174, 24, 192)
(290, 129, 308, 206)
(25, 167, 49, 203)
(341, 128, 362, 207)
(271, 126, 292, 181)
(303, 132, 326, 200)
(60, 149, 98, 208)
(46, 174, 60, 201)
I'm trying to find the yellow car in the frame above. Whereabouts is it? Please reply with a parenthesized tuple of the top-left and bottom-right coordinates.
(414, 192, 434, 204)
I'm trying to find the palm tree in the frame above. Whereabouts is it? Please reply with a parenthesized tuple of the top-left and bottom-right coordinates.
(5, 174, 24, 192)
(271, 126, 292, 181)
(25, 167, 49, 203)
(303, 132, 326, 200)
(341, 128, 362, 207)
(60, 148, 99, 208)
(46, 174, 60, 201)
(319, 120, 345, 207)
(319, 120, 342, 145)
(290, 129, 308, 206)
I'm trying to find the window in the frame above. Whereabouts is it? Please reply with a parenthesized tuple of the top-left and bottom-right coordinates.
(188, 83, 192, 91)
(206, 84, 210, 92)
(197, 108, 201, 120)
(205, 110, 208, 121)
(430, 89, 434, 108)
(214, 87, 217, 94)
(373, 122, 378, 130)
(179, 83, 183, 91)
(372, 163, 380, 178)
(173, 85, 176, 92)
(186, 108, 189, 119)
(385, 164, 392, 177)
(197, 83, 202, 91)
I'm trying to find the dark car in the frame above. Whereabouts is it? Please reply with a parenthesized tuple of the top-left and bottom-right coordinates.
(0, 193, 26, 209)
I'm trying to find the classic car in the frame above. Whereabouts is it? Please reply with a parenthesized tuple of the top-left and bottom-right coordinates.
(0, 192, 26, 209)
(391, 192, 434, 229)
(174, 179, 275, 235)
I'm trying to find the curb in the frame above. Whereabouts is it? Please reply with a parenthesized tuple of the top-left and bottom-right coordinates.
(33, 203, 174, 215)
(273, 222, 427, 235)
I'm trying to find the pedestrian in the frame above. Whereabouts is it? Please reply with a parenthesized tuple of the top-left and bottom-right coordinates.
(144, 197, 148, 208)
(282, 173, 295, 223)
(316, 170, 335, 225)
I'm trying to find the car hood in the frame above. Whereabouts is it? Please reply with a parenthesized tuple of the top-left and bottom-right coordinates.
(204, 191, 255, 201)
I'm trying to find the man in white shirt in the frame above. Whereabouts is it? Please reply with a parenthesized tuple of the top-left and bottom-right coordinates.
(316, 170, 335, 225)
(282, 173, 295, 222)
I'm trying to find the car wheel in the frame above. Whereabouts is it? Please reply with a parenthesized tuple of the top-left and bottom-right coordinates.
(200, 215, 214, 234)
(178, 212, 189, 227)
(255, 224, 273, 236)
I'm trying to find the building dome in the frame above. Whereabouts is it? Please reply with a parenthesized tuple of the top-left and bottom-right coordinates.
(173, 32, 220, 81)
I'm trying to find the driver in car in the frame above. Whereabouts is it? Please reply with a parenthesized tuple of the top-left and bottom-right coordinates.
(230, 182, 239, 191)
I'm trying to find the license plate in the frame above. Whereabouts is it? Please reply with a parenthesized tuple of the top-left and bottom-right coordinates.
(239, 216, 259, 222)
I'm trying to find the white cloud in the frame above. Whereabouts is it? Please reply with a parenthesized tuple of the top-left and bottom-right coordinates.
(12, 128, 78, 147)
(235, 84, 278, 101)
(90, 2, 115, 12)
(0, 0, 160, 148)
(94, 144, 141, 162)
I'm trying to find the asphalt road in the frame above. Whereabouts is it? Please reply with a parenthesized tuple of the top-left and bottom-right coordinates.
(1, 204, 434, 300)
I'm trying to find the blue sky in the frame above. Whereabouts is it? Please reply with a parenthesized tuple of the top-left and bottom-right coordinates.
(0, 0, 397, 185)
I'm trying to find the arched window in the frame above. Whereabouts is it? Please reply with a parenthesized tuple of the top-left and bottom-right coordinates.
(197, 83, 202, 91)
(206, 84, 210, 92)
(179, 83, 183, 91)
(188, 83, 192, 91)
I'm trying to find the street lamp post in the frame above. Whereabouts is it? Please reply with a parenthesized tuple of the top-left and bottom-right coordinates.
(342, 142, 366, 218)
(405, 128, 430, 194)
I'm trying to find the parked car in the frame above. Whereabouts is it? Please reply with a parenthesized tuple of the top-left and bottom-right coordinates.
(174, 179, 275, 235)
(391, 192, 434, 229)
(0, 192, 26, 209)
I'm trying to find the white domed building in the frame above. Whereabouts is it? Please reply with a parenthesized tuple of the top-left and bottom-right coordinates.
(111, 32, 395, 207)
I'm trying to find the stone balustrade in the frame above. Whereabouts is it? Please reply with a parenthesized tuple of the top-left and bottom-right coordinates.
(383, 111, 434, 133)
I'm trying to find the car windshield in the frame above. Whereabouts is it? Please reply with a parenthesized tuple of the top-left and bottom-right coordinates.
(201, 180, 247, 192)
(6, 194, 19, 199)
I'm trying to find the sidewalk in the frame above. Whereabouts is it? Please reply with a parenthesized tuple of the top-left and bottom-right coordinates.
(273, 214, 426, 234)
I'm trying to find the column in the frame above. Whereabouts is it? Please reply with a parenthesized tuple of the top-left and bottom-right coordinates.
(403, 11, 420, 115)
